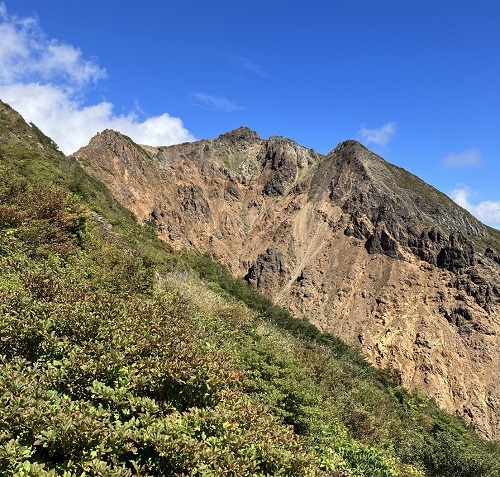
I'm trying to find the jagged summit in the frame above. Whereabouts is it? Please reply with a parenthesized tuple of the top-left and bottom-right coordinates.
(96, 128, 120, 136)
(83, 128, 139, 149)
(73, 126, 500, 440)
(76, 126, 497, 251)
(218, 126, 261, 142)
(327, 139, 370, 156)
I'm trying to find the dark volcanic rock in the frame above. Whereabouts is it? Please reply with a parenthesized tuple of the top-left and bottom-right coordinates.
(178, 185, 212, 221)
(436, 233, 475, 272)
(245, 248, 288, 290)
(218, 126, 260, 143)
(365, 226, 403, 260)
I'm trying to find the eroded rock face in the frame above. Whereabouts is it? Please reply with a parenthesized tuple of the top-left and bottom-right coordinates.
(75, 128, 500, 440)
(245, 249, 289, 289)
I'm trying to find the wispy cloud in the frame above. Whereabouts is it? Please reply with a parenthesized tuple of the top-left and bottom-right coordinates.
(0, 3, 193, 153)
(442, 149, 482, 169)
(358, 122, 396, 147)
(211, 49, 269, 78)
(227, 54, 269, 77)
(192, 92, 243, 112)
(0, 6, 105, 86)
(450, 186, 500, 228)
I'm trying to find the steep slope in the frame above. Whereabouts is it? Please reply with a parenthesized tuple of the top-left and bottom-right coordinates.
(3, 99, 500, 475)
(74, 128, 500, 440)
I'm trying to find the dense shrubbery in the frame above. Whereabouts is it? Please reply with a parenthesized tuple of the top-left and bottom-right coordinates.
(0, 174, 328, 475)
(181, 252, 500, 477)
(0, 104, 499, 476)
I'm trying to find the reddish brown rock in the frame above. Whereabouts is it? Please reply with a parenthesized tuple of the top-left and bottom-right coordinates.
(74, 128, 500, 440)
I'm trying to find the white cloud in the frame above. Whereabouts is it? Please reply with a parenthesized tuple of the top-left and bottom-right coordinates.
(0, 3, 193, 154)
(0, 6, 105, 86)
(0, 83, 194, 153)
(450, 186, 500, 228)
(192, 92, 243, 112)
(442, 149, 482, 169)
(358, 122, 396, 147)
(225, 53, 269, 77)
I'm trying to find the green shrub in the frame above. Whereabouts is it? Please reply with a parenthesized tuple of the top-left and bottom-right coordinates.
(1, 108, 499, 476)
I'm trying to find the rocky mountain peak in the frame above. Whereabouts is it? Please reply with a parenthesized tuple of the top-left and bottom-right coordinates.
(95, 128, 121, 139)
(328, 139, 369, 157)
(74, 128, 500, 440)
(217, 126, 261, 143)
(81, 129, 140, 156)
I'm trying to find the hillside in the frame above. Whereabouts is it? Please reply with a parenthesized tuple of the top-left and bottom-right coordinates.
(74, 126, 500, 441)
(1, 99, 500, 476)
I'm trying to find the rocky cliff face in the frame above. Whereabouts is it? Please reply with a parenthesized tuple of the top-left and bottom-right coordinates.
(74, 128, 500, 440)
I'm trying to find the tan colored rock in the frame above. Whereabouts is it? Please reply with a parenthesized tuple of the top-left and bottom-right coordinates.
(74, 128, 500, 440)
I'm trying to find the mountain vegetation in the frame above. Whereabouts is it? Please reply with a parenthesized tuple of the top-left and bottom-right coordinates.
(73, 125, 500, 441)
(1, 100, 499, 476)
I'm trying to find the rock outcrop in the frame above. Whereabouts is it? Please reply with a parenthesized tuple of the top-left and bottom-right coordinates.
(74, 128, 500, 440)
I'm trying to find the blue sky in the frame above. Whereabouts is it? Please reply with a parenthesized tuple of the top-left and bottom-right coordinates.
(1, 1, 499, 228)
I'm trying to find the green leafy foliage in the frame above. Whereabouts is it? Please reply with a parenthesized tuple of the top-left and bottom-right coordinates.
(0, 170, 327, 475)
(180, 252, 499, 477)
(0, 101, 499, 476)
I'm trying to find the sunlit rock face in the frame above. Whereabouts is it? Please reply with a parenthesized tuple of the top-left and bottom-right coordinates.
(75, 127, 500, 440)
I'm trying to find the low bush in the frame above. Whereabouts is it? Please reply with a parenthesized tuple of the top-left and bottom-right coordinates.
(1, 107, 498, 476)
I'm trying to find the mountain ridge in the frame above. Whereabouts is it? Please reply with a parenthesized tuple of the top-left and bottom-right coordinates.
(2, 99, 500, 475)
(73, 126, 500, 440)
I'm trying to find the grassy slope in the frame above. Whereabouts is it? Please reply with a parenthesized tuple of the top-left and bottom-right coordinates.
(0, 101, 499, 476)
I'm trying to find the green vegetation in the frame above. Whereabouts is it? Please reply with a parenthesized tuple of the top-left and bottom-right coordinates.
(1, 101, 499, 475)
(384, 160, 500, 252)
(481, 226, 500, 254)
(221, 154, 232, 170)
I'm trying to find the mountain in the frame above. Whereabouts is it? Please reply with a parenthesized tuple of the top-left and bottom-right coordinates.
(2, 99, 500, 475)
(75, 127, 500, 440)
